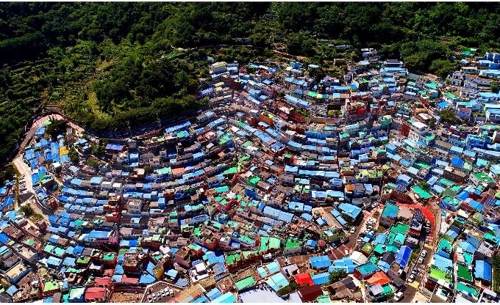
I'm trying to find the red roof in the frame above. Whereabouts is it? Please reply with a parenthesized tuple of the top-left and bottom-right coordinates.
(103, 269, 114, 276)
(121, 275, 139, 285)
(295, 273, 314, 286)
(94, 277, 112, 287)
(85, 287, 106, 300)
(298, 285, 323, 302)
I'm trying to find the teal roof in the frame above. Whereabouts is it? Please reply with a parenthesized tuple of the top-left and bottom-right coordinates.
(382, 203, 399, 219)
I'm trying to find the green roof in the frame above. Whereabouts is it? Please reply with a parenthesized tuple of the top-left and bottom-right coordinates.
(438, 238, 452, 253)
(65, 267, 81, 274)
(425, 82, 438, 90)
(457, 282, 479, 298)
(356, 262, 378, 275)
(76, 256, 90, 264)
(386, 245, 399, 253)
(44, 244, 55, 252)
(474, 172, 494, 183)
(462, 252, 474, 265)
(260, 236, 282, 252)
(373, 244, 385, 255)
(235, 276, 256, 291)
(157, 167, 172, 175)
(242, 141, 253, 148)
(285, 238, 301, 250)
(223, 167, 238, 175)
(25, 239, 36, 246)
(391, 223, 410, 235)
(43, 281, 60, 292)
(394, 233, 405, 245)
(414, 162, 431, 170)
(216, 186, 229, 193)
(69, 287, 86, 299)
(429, 267, 452, 283)
(316, 295, 331, 303)
(412, 185, 432, 199)
(457, 264, 473, 281)
(54, 247, 65, 257)
(248, 176, 261, 186)
(239, 235, 254, 245)
(382, 284, 393, 295)
(445, 92, 457, 99)
(226, 253, 241, 265)
(362, 243, 374, 254)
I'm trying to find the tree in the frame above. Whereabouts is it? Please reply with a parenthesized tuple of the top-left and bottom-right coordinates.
(419, 181, 430, 190)
(20, 204, 34, 217)
(329, 270, 347, 283)
(144, 165, 154, 175)
(92, 144, 104, 156)
(277, 285, 293, 296)
(491, 81, 499, 93)
(429, 117, 436, 129)
(45, 120, 68, 139)
(439, 109, 460, 125)
(68, 147, 80, 164)
(493, 253, 500, 293)
(0, 165, 16, 185)
(87, 157, 99, 169)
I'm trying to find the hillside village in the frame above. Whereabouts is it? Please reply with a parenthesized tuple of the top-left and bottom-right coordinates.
(0, 47, 500, 303)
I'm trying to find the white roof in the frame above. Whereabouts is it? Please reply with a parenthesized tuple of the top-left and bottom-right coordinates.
(195, 262, 206, 273)
(350, 251, 368, 265)
(412, 121, 427, 129)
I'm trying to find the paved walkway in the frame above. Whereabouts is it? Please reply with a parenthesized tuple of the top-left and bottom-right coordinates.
(12, 156, 49, 220)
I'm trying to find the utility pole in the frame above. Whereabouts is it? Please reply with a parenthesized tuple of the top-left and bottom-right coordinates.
(156, 112, 161, 130)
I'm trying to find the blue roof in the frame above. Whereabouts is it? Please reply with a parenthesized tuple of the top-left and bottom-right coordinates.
(310, 256, 332, 269)
(456, 190, 469, 201)
(192, 295, 209, 303)
(475, 260, 492, 282)
(451, 157, 465, 168)
(373, 233, 387, 246)
(395, 246, 412, 268)
(431, 254, 453, 272)
(139, 273, 156, 285)
(459, 241, 477, 253)
(207, 288, 222, 301)
(382, 203, 399, 219)
(305, 240, 317, 248)
(338, 203, 362, 219)
(445, 226, 460, 241)
(0, 232, 10, 244)
(329, 257, 356, 273)
(105, 144, 125, 151)
(6, 285, 18, 296)
(212, 292, 236, 303)
(436, 101, 450, 110)
(312, 272, 330, 285)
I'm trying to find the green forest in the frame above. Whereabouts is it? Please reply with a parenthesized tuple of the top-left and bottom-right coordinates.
(1, 2, 500, 165)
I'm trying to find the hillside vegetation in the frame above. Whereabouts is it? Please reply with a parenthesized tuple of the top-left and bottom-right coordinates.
(1, 2, 500, 164)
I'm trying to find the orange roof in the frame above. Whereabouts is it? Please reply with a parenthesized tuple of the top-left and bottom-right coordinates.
(345, 185, 355, 191)
(172, 168, 185, 175)
(366, 271, 391, 285)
